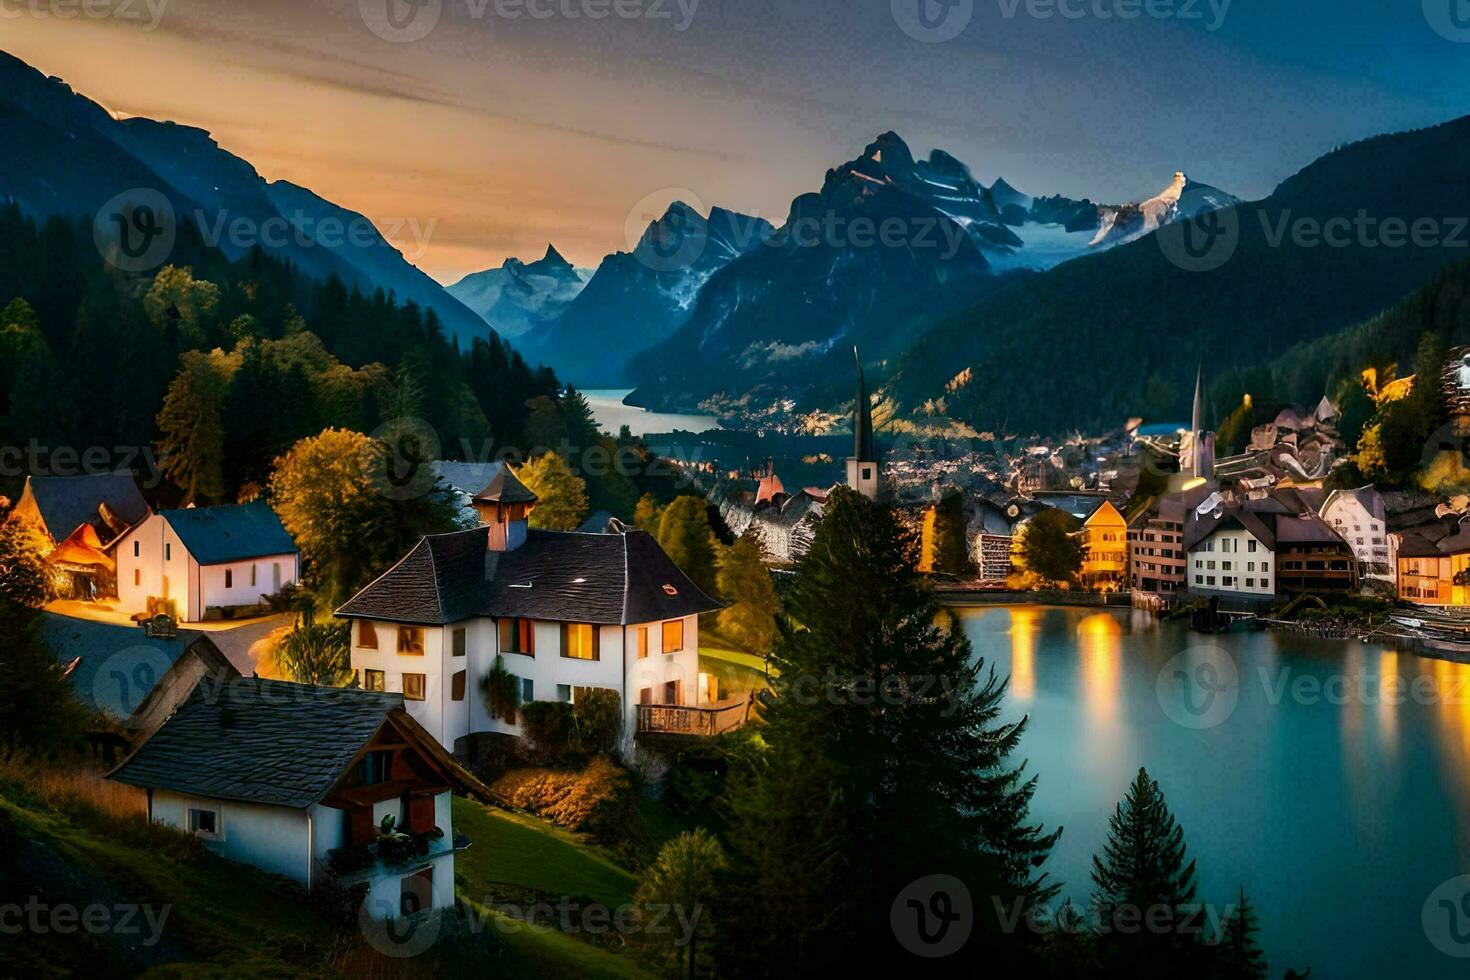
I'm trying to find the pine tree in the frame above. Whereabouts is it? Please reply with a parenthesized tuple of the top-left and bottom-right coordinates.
(715, 534, 779, 653)
(1090, 767, 1204, 976)
(656, 496, 720, 598)
(931, 488, 976, 576)
(1214, 885, 1268, 980)
(720, 487, 1059, 972)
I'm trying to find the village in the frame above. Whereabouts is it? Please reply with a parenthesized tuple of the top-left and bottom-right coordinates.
(4, 343, 1470, 974)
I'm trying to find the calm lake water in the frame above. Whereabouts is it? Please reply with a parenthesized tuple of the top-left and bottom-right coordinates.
(956, 606, 1470, 979)
(583, 389, 722, 437)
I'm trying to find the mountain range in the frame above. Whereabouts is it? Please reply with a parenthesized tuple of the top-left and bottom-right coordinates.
(446, 245, 589, 339)
(885, 114, 1470, 434)
(0, 50, 490, 347)
(621, 132, 1237, 414)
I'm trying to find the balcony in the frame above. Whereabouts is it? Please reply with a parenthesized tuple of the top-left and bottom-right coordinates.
(636, 697, 752, 738)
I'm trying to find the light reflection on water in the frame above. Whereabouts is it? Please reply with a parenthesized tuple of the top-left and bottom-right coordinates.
(957, 605, 1470, 979)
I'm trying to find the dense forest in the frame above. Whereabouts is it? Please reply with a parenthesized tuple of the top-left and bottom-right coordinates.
(0, 203, 558, 504)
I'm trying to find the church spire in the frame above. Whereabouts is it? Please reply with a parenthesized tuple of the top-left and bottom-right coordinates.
(854, 346, 875, 462)
(846, 347, 880, 500)
(1192, 360, 1206, 435)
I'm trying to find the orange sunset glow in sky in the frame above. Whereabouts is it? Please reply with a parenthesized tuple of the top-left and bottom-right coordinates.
(6, 0, 1458, 283)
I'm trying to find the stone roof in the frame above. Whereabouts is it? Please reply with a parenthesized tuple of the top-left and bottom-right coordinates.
(109, 678, 405, 809)
(337, 527, 722, 627)
(161, 501, 297, 565)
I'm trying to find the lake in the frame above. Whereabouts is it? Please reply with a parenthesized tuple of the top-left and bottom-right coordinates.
(956, 606, 1470, 978)
(583, 389, 721, 438)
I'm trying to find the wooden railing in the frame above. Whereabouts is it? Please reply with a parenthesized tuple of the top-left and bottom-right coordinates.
(636, 697, 751, 737)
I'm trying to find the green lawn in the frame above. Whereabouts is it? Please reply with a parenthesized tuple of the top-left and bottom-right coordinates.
(452, 798, 654, 977)
(452, 796, 637, 908)
(698, 630, 772, 701)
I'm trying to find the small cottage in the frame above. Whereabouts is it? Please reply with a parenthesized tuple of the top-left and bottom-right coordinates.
(109, 677, 488, 920)
(115, 501, 299, 622)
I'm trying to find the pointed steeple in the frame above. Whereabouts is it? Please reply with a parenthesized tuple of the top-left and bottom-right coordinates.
(854, 346, 875, 462)
(1192, 361, 1206, 435)
(846, 348, 880, 500)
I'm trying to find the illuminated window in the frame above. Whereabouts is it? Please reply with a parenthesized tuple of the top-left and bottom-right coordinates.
(636, 626, 649, 660)
(397, 627, 425, 656)
(500, 618, 535, 655)
(359, 621, 379, 649)
(563, 624, 599, 661)
(134, 569, 141, 587)
(402, 673, 427, 701)
(363, 669, 385, 692)
(662, 620, 685, 655)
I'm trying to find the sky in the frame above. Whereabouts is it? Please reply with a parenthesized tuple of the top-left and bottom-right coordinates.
(5, 0, 1469, 283)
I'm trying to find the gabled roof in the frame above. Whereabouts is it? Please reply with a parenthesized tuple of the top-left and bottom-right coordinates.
(19, 472, 148, 544)
(41, 612, 216, 716)
(109, 678, 406, 809)
(337, 527, 723, 627)
(1397, 532, 1443, 558)
(1322, 486, 1387, 523)
(1185, 505, 1276, 552)
(160, 501, 297, 565)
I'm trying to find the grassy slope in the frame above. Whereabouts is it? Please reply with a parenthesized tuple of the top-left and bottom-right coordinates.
(452, 797, 636, 908)
(1, 774, 651, 978)
(697, 630, 772, 702)
(452, 797, 650, 979)
(1, 783, 337, 978)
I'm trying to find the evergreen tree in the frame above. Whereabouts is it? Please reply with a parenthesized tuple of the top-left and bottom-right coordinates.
(516, 451, 589, 531)
(0, 516, 52, 609)
(720, 487, 1059, 973)
(0, 598, 87, 753)
(156, 348, 241, 504)
(715, 534, 779, 653)
(634, 829, 727, 978)
(656, 496, 720, 598)
(1020, 508, 1084, 587)
(1090, 767, 1204, 976)
(1213, 885, 1268, 980)
(931, 489, 976, 576)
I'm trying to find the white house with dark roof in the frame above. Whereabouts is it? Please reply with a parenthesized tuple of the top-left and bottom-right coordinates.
(115, 501, 299, 622)
(336, 468, 733, 754)
(1320, 486, 1393, 582)
(110, 677, 489, 920)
